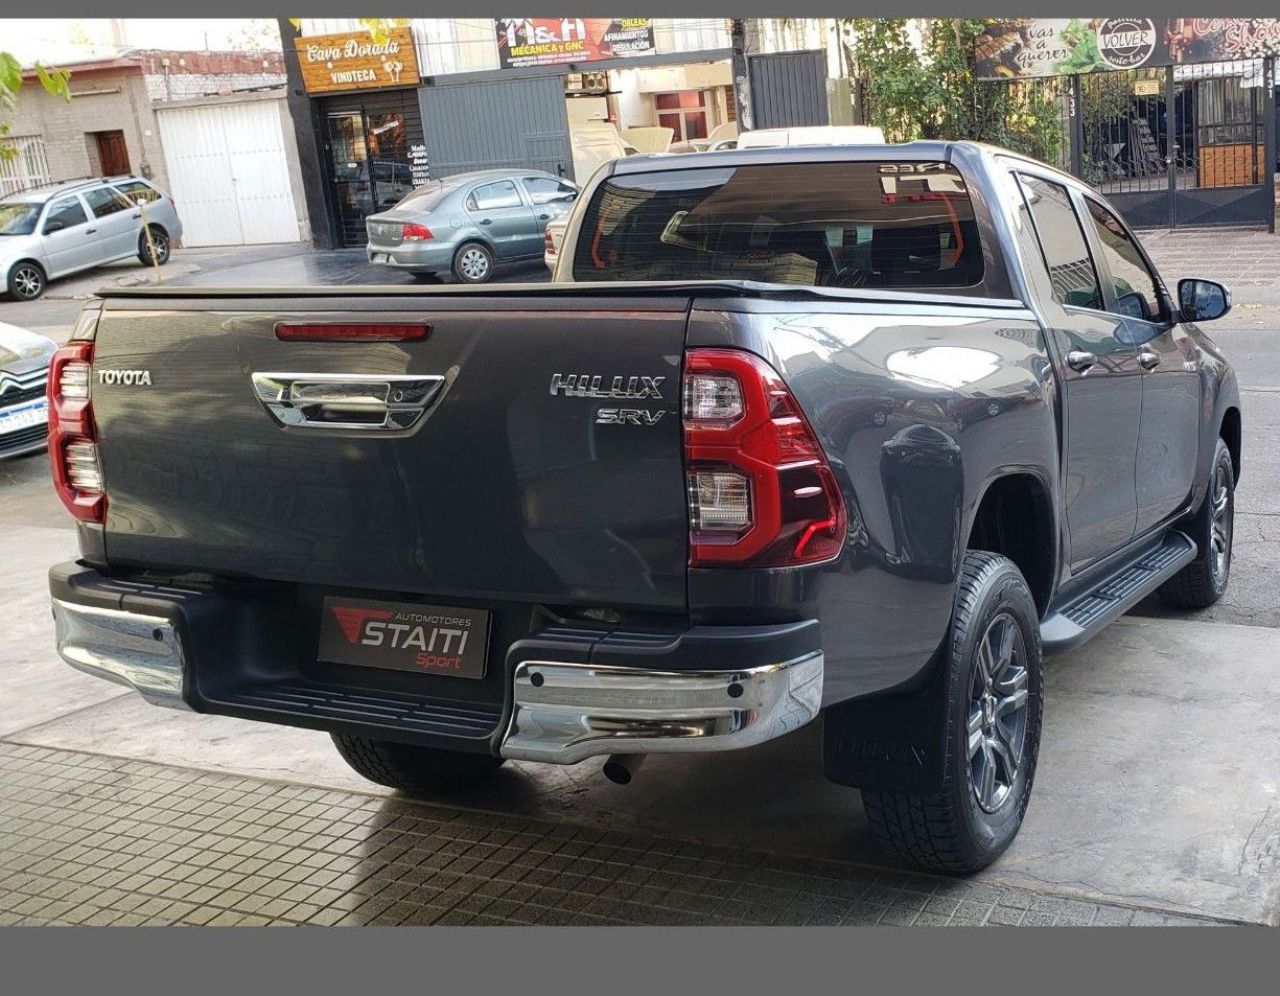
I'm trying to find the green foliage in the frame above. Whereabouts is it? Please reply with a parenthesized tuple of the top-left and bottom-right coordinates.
(848, 18, 1065, 166)
(2, 51, 71, 162)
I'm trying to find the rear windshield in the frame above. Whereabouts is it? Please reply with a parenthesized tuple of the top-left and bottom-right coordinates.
(572, 161, 984, 289)
(0, 202, 41, 236)
(395, 183, 449, 213)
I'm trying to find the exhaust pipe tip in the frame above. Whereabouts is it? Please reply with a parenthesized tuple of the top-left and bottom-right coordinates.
(602, 753, 645, 785)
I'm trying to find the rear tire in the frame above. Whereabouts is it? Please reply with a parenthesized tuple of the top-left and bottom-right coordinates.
(452, 242, 494, 284)
(1158, 437, 1234, 610)
(6, 261, 46, 301)
(138, 226, 170, 266)
(861, 551, 1043, 874)
(331, 733, 505, 795)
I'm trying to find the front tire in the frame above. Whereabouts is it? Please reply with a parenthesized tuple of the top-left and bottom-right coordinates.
(7, 261, 46, 301)
(331, 732, 505, 795)
(138, 227, 170, 266)
(452, 242, 494, 284)
(861, 551, 1043, 874)
(1158, 437, 1235, 610)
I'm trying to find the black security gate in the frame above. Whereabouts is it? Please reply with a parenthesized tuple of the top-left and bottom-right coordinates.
(1076, 60, 1276, 229)
(748, 49, 829, 129)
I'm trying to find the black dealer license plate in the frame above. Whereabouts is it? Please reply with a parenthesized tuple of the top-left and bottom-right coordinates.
(318, 597, 490, 679)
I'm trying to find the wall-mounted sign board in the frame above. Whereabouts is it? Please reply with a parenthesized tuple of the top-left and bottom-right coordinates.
(295, 27, 421, 94)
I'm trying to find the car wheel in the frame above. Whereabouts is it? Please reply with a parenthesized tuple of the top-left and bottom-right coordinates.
(1158, 437, 1234, 610)
(6, 261, 46, 301)
(861, 551, 1043, 874)
(331, 732, 505, 794)
(452, 242, 494, 284)
(138, 227, 170, 266)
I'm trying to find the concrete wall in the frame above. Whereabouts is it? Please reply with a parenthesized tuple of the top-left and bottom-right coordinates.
(8, 70, 171, 190)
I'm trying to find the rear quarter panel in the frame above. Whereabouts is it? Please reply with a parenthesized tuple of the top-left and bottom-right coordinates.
(687, 301, 1059, 704)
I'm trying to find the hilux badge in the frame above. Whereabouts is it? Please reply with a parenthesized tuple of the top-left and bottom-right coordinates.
(549, 373, 664, 400)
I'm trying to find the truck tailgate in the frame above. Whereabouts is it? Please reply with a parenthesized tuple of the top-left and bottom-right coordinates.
(90, 293, 690, 611)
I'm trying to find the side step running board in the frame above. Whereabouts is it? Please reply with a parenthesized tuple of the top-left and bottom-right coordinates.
(1040, 531, 1197, 655)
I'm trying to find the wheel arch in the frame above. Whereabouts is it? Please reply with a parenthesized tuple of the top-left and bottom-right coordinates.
(965, 470, 1056, 616)
(1219, 405, 1241, 484)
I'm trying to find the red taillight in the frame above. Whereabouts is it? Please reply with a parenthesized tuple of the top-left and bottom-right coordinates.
(275, 323, 430, 342)
(402, 223, 433, 241)
(48, 336, 105, 524)
(544, 230, 557, 254)
(683, 348, 845, 568)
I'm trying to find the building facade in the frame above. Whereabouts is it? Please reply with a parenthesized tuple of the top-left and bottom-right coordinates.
(283, 18, 743, 247)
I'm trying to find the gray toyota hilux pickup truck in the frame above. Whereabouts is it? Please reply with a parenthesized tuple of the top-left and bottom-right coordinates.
(46, 142, 1239, 873)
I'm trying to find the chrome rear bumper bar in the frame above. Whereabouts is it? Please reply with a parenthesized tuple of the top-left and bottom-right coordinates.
(52, 598, 190, 710)
(499, 653, 823, 764)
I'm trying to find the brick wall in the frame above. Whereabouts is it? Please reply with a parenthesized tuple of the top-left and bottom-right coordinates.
(6, 70, 171, 190)
(133, 49, 287, 102)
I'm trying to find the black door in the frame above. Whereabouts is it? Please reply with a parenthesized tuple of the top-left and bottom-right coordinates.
(1015, 172, 1143, 571)
(1076, 194, 1200, 534)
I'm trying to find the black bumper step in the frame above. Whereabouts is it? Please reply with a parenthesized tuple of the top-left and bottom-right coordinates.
(207, 679, 504, 744)
(1040, 531, 1196, 655)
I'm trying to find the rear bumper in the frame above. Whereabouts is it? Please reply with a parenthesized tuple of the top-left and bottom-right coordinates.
(500, 654, 822, 763)
(366, 242, 455, 271)
(48, 562, 823, 762)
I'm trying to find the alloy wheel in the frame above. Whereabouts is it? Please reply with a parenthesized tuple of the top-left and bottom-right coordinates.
(968, 612, 1029, 814)
(459, 247, 490, 281)
(12, 264, 43, 300)
(150, 233, 170, 264)
(1209, 459, 1232, 585)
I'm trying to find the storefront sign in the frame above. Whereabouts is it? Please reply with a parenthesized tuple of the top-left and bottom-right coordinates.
(495, 18, 656, 70)
(409, 144, 430, 186)
(295, 27, 421, 94)
(975, 17, 1280, 80)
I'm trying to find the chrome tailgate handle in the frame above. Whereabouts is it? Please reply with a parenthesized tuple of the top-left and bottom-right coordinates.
(252, 372, 444, 430)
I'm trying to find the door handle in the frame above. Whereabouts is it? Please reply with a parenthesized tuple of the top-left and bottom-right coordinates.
(538, 213, 550, 220)
(131, 213, 141, 219)
(1065, 350, 1096, 372)
(479, 218, 493, 226)
(1138, 351, 1160, 370)
(252, 373, 445, 431)
(85, 228, 97, 235)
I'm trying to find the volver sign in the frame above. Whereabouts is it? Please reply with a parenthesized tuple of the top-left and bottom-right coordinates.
(295, 26, 421, 94)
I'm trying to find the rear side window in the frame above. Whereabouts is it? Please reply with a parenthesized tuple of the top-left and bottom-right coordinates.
(82, 186, 134, 218)
(1016, 175, 1102, 311)
(113, 180, 161, 205)
(468, 180, 522, 211)
(44, 196, 88, 232)
(571, 161, 985, 289)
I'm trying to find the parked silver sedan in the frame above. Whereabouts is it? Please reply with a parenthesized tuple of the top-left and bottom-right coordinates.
(0, 320, 55, 459)
(1, 176, 183, 301)
(365, 169, 577, 284)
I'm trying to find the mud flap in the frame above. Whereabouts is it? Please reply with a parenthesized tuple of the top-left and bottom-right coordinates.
(821, 649, 950, 795)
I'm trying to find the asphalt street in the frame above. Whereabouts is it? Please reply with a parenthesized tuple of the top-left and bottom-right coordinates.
(1, 231, 1278, 925)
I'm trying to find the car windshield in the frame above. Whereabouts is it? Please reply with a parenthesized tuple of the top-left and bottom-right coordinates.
(394, 183, 449, 213)
(0, 202, 42, 236)
(572, 161, 984, 289)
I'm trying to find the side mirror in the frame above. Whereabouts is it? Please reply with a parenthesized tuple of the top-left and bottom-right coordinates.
(44, 221, 65, 234)
(1114, 291, 1149, 321)
(1179, 278, 1231, 323)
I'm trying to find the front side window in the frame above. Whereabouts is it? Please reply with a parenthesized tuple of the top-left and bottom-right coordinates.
(1016, 174, 1103, 311)
(523, 177, 576, 204)
(82, 186, 134, 219)
(572, 161, 985, 289)
(44, 196, 88, 232)
(468, 180, 522, 211)
(1082, 198, 1164, 322)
